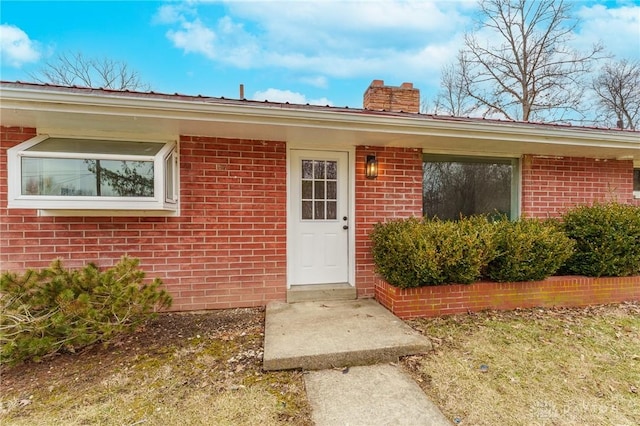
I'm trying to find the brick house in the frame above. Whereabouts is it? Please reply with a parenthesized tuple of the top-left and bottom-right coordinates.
(1, 80, 639, 312)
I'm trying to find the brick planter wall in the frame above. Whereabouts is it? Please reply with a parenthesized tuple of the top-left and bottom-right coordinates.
(375, 275, 640, 319)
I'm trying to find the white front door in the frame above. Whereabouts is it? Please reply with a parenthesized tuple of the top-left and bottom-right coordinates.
(289, 150, 350, 285)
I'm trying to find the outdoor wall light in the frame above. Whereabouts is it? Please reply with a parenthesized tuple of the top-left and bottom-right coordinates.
(365, 154, 379, 179)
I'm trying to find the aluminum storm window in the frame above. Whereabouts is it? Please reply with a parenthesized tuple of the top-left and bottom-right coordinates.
(634, 168, 640, 199)
(8, 136, 178, 213)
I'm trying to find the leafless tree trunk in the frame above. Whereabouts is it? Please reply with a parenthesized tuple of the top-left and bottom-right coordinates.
(437, 0, 604, 122)
(31, 52, 151, 91)
(592, 59, 640, 130)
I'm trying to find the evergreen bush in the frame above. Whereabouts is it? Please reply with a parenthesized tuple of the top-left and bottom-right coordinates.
(0, 256, 172, 365)
(486, 219, 574, 282)
(562, 203, 640, 277)
(370, 216, 497, 288)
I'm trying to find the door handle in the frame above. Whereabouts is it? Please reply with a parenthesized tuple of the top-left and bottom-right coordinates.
(343, 225, 349, 230)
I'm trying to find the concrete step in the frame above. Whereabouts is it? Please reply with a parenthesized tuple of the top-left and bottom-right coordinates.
(286, 283, 357, 303)
(263, 299, 431, 371)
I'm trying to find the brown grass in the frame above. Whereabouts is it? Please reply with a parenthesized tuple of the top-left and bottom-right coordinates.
(0, 307, 312, 426)
(404, 302, 640, 426)
(3, 302, 638, 425)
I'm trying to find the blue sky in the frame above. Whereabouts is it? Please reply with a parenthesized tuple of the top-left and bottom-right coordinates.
(1, 1, 639, 109)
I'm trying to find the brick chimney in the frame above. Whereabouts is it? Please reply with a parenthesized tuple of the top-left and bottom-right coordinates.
(363, 80, 420, 113)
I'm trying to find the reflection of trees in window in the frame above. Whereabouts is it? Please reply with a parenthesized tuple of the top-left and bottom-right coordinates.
(423, 160, 512, 220)
(85, 160, 153, 197)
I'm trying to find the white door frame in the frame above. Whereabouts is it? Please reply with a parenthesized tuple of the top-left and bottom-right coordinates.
(287, 145, 356, 288)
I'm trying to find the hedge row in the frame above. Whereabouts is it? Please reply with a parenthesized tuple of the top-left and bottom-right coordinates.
(370, 203, 640, 289)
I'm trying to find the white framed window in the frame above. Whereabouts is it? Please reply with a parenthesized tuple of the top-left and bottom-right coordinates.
(7, 135, 178, 214)
(634, 168, 640, 199)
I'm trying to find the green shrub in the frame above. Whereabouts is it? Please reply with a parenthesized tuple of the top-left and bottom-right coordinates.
(486, 219, 574, 282)
(0, 256, 172, 365)
(562, 203, 640, 277)
(370, 216, 497, 288)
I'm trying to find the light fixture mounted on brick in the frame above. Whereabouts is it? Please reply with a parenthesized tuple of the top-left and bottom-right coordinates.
(365, 155, 378, 179)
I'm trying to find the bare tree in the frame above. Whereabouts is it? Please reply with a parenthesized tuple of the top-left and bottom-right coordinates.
(440, 0, 604, 122)
(592, 59, 640, 130)
(432, 54, 480, 116)
(31, 52, 150, 91)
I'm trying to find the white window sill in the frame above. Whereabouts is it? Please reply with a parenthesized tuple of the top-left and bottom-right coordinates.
(36, 209, 179, 217)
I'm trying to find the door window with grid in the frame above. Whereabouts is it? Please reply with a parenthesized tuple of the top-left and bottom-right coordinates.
(301, 160, 338, 220)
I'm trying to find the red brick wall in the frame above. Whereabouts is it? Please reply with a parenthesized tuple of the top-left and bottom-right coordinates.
(375, 276, 640, 319)
(3, 125, 638, 311)
(521, 155, 636, 217)
(1, 127, 287, 311)
(355, 146, 423, 297)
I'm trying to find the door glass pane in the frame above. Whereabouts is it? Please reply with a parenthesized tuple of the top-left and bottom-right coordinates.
(327, 201, 337, 220)
(314, 201, 325, 219)
(302, 201, 313, 219)
(327, 181, 337, 200)
(314, 161, 325, 179)
(314, 181, 325, 199)
(302, 180, 312, 199)
(326, 161, 337, 179)
(302, 160, 313, 179)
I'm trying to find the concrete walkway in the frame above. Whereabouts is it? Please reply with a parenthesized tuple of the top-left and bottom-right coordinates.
(263, 299, 452, 425)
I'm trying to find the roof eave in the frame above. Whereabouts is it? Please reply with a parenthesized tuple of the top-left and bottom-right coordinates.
(1, 83, 638, 153)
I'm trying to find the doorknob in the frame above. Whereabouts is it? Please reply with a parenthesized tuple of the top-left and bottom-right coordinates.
(343, 225, 349, 230)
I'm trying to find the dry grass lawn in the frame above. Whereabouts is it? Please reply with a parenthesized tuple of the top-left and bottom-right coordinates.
(2, 302, 638, 425)
(0, 307, 312, 426)
(404, 302, 640, 426)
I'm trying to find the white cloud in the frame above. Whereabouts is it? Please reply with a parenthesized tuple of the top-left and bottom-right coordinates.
(252, 88, 333, 106)
(575, 4, 640, 60)
(152, 3, 197, 24)
(158, 1, 471, 81)
(300, 75, 329, 89)
(0, 24, 41, 67)
(166, 19, 216, 59)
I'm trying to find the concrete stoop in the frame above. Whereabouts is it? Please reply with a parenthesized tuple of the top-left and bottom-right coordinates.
(263, 299, 431, 371)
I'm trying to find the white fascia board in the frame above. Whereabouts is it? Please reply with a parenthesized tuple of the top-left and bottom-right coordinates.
(2, 84, 639, 150)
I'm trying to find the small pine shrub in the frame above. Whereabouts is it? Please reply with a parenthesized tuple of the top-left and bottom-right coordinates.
(486, 219, 574, 282)
(0, 256, 172, 365)
(562, 203, 640, 277)
(370, 216, 497, 288)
